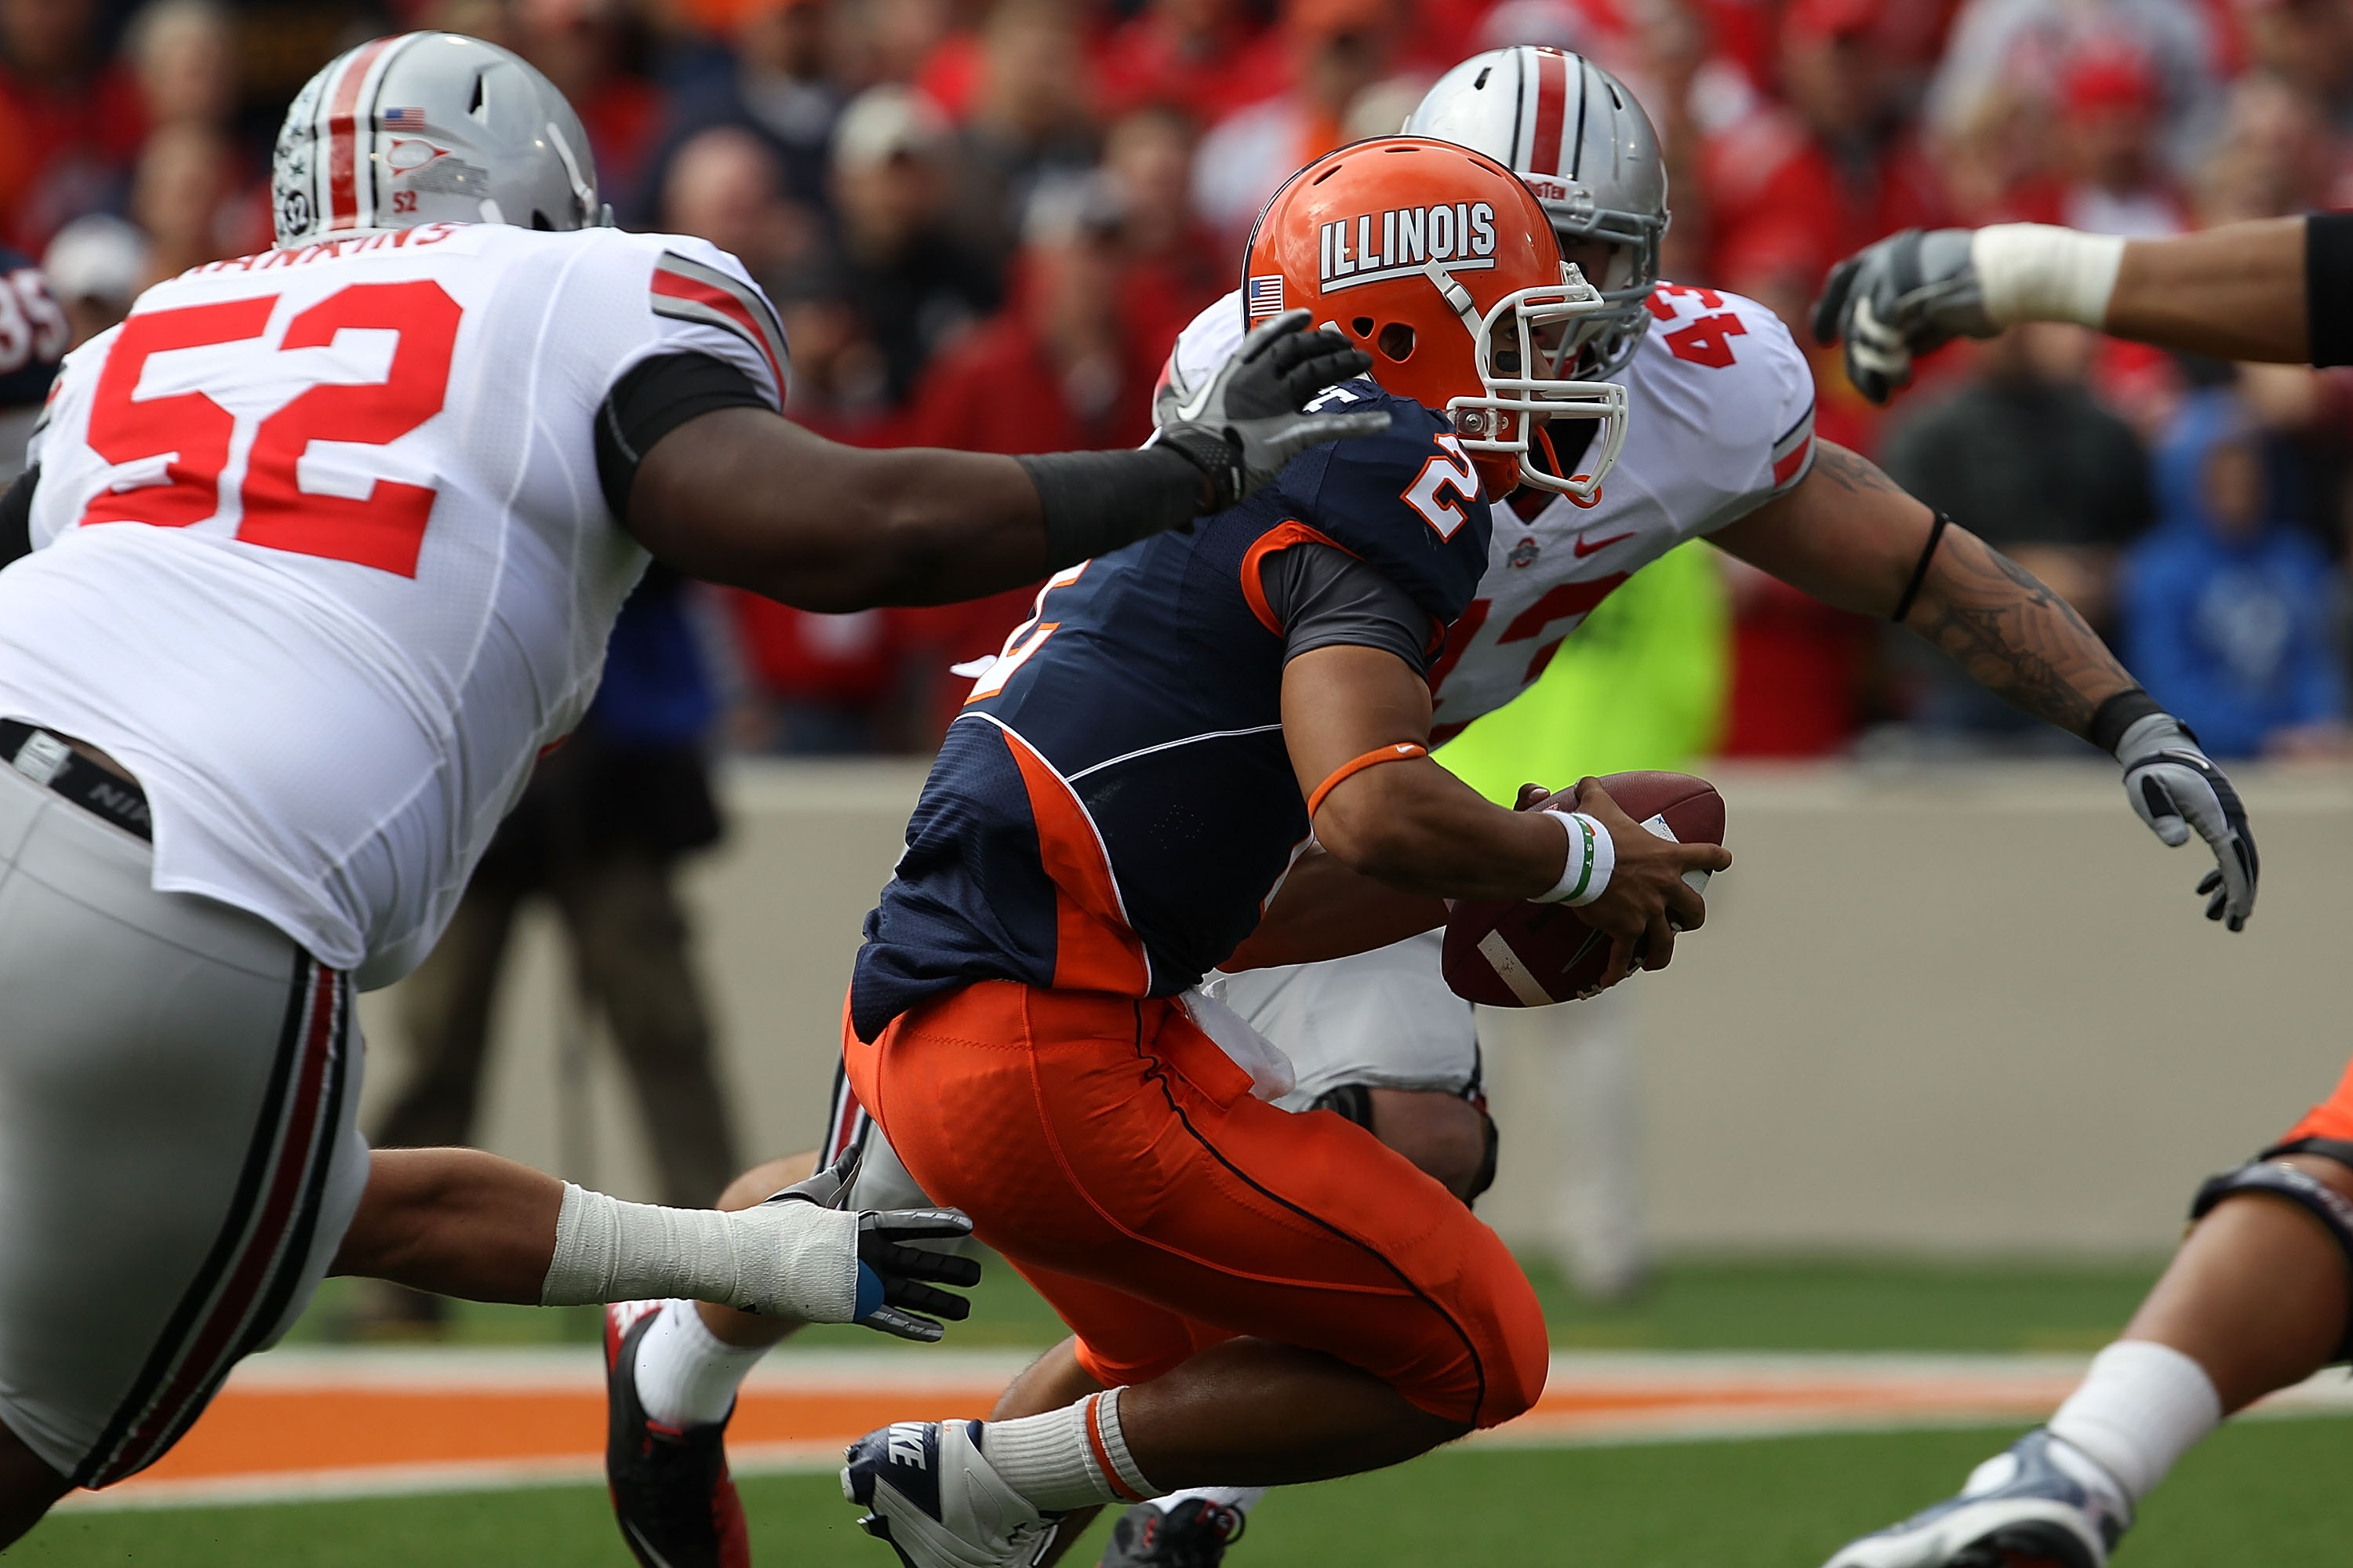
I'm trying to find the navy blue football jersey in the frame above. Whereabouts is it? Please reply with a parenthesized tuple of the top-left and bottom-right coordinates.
(0, 249, 64, 408)
(850, 378, 1493, 1041)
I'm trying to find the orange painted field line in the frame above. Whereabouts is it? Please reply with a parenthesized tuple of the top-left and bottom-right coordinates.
(56, 1351, 2353, 1512)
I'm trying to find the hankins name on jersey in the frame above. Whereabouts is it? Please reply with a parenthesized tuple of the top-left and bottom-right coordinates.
(1320, 203, 1496, 290)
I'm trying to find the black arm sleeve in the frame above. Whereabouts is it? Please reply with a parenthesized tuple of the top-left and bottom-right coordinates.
(1015, 447, 1213, 572)
(2308, 213, 2353, 367)
(595, 352, 775, 523)
(1260, 542, 1439, 673)
(0, 465, 34, 568)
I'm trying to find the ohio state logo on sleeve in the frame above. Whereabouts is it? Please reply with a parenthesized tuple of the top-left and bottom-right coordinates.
(1320, 202, 1497, 289)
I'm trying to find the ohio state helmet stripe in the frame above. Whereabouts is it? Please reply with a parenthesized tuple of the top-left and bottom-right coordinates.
(650, 251, 788, 398)
(322, 36, 395, 231)
(1527, 49, 1569, 177)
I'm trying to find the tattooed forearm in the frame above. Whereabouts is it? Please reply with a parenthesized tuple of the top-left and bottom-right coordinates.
(1900, 524, 2136, 737)
(1808, 443, 1912, 499)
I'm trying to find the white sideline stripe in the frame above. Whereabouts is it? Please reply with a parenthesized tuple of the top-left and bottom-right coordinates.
(58, 1443, 855, 1513)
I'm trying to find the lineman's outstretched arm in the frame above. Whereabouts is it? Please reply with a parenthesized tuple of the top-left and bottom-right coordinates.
(1811, 217, 2317, 402)
(624, 311, 1384, 611)
(1712, 442, 2258, 930)
(1713, 444, 2135, 733)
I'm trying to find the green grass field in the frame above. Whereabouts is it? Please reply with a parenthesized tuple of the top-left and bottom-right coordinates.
(27, 1420, 2353, 1566)
(32, 1257, 2345, 1567)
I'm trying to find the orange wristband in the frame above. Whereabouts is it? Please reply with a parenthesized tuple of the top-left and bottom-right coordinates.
(1306, 742, 1429, 820)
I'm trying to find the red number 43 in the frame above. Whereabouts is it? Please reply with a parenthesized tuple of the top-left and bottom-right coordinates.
(80, 280, 461, 577)
(1646, 284, 1748, 369)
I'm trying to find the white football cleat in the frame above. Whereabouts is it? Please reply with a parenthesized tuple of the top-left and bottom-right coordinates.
(842, 1418, 1063, 1568)
(1822, 1429, 2132, 1568)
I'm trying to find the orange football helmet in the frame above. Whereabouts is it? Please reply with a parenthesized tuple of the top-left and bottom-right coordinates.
(1242, 136, 1627, 501)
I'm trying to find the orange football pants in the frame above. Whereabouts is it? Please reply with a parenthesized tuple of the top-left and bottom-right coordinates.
(2278, 1051, 2353, 1148)
(844, 980, 1548, 1431)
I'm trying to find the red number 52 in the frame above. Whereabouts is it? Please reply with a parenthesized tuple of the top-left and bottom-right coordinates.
(80, 280, 462, 577)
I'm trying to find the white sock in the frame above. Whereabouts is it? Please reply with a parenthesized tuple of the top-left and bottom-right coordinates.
(980, 1388, 1160, 1512)
(1147, 1486, 1267, 1515)
(2046, 1339, 2223, 1503)
(631, 1297, 772, 1428)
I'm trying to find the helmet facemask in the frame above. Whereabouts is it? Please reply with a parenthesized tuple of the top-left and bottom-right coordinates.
(1544, 194, 1665, 383)
(1424, 260, 1627, 502)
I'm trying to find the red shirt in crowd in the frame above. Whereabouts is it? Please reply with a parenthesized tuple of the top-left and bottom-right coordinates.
(0, 59, 145, 253)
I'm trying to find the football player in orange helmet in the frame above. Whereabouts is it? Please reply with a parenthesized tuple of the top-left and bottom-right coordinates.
(1235, 136, 1627, 504)
(600, 136, 1726, 1568)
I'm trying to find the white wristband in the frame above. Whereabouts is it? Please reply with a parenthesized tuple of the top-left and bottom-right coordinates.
(1535, 809, 1615, 906)
(540, 1183, 861, 1320)
(1971, 224, 2126, 330)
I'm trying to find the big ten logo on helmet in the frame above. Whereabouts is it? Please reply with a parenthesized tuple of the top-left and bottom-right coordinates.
(1318, 203, 1497, 290)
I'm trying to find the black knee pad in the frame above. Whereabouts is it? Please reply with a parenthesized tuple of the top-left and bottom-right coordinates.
(2189, 1147, 2353, 1362)
(1308, 1082, 1500, 1206)
(1464, 1104, 1500, 1207)
(1309, 1081, 1376, 1129)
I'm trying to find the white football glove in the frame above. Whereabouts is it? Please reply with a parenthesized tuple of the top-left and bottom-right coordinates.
(2113, 713, 2258, 932)
(753, 1146, 981, 1341)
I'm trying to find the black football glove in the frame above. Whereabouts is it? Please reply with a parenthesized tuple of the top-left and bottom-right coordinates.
(2111, 714, 2259, 932)
(763, 1147, 981, 1343)
(1157, 308, 1391, 511)
(1810, 228, 1999, 405)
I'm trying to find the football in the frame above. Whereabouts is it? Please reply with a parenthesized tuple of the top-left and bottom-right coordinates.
(1440, 771, 1726, 1007)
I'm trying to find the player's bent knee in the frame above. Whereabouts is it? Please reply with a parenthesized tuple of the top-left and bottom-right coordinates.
(2191, 1139, 2353, 1360)
(1424, 1234, 1550, 1429)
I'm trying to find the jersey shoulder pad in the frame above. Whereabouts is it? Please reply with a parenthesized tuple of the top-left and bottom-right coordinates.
(560, 228, 787, 409)
(1634, 282, 1816, 498)
(1270, 380, 1490, 626)
(642, 234, 788, 406)
(1159, 289, 1245, 423)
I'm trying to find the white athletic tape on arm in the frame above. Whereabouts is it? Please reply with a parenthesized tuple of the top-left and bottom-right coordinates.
(1535, 809, 1616, 906)
(540, 1184, 860, 1319)
(1972, 224, 2126, 330)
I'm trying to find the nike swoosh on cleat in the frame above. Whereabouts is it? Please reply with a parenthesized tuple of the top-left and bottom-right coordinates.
(1573, 532, 1633, 557)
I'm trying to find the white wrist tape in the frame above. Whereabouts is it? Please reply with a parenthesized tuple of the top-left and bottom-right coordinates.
(540, 1184, 860, 1320)
(1535, 809, 1615, 906)
(1971, 224, 2126, 330)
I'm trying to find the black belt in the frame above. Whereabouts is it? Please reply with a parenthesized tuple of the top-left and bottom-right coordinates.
(0, 721, 152, 841)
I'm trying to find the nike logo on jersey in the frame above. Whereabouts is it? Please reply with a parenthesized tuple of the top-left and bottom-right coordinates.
(1321, 204, 1497, 290)
(1572, 532, 1633, 557)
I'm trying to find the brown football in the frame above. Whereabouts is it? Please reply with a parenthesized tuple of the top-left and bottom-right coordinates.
(1440, 770, 1725, 1008)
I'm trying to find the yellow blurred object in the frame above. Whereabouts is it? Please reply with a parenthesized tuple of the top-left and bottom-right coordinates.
(1435, 540, 1729, 802)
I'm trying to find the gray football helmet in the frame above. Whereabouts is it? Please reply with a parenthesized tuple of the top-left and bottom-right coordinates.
(271, 31, 601, 249)
(1406, 47, 1667, 380)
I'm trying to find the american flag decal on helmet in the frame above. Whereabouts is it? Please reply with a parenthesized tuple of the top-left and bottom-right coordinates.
(650, 250, 790, 402)
(1246, 275, 1285, 318)
(382, 107, 426, 129)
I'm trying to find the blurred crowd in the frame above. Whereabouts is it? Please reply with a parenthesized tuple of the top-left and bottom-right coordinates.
(16, 0, 2353, 760)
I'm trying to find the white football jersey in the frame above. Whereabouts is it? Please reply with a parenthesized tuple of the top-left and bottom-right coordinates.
(0, 221, 787, 987)
(1166, 283, 1815, 740)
